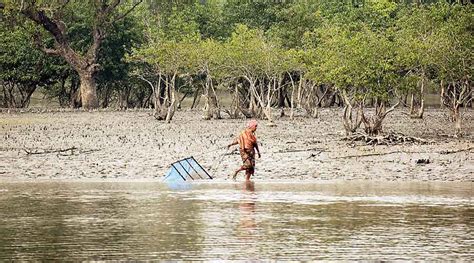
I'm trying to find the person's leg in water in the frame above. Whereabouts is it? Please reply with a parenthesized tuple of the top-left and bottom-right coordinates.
(245, 167, 254, 181)
(232, 166, 246, 180)
(245, 171, 251, 181)
(243, 151, 255, 181)
(232, 166, 253, 181)
(233, 149, 250, 180)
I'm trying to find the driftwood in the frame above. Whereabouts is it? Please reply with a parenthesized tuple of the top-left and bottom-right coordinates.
(276, 147, 326, 153)
(343, 132, 431, 146)
(334, 150, 403, 159)
(23, 147, 100, 156)
(334, 147, 473, 159)
(438, 146, 474, 155)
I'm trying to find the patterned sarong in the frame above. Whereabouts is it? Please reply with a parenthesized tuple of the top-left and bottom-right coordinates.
(240, 148, 255, 173)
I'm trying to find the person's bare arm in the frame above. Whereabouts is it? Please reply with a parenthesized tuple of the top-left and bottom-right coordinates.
(255, 143, 261, 158)
(227, 138, 238, 149)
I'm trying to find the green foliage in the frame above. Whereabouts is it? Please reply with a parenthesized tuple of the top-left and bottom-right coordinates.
(222, 0, 290, 32)
(0, 22, 66, 87)
(131, 36, 199, 76)
(1, 0, 473, 108)
(429, 3, 473, 83)
(268, 0, 324, 48)
(192, 0, 228, 40)
(393, 4, 444, 92)
(97, 16, 143, 87)
(309, 22, 397, 100)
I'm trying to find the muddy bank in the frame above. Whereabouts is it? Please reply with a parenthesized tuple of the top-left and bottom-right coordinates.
(0, 108, 472, 181)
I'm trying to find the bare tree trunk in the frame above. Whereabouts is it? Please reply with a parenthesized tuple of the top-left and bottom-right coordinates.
(210, 82, 221, 119)
(409, 93, 415, 115)
(409, 77, 425, 118)
(264, 78, 275, 123)
(362, 99, 400, 136)
(248, 76, 274, 122)
(202, 72, 221, 120)
(1, 82, 37, 108)
(249, 80, 258, 117)
(203, 78, 212, 120)
(155, 75, 168, 120)
(177, 92, 189, 109)
(165, 74, 177, 123)
(153, 76, 162, 118)
(139, 74, 166, 120)
(165, 89, 176, 123)
(341, 89, 363, 135)
(297, 77, 303, 108)
(342, 103, 363, 135)
(454, 106, 461, 136)
(22, 84, 36, 108)
(302, 81, 332, 118)
(78, 72, 99, 109)
(402, 93, 408, 107)
(441, 80, 472, 137)
(226, 83, 242, 119)
(191, 86, 201, 109)
(289, 73, 297, 120)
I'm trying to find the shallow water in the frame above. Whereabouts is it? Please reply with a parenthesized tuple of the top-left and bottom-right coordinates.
(0, 180, 472, 260)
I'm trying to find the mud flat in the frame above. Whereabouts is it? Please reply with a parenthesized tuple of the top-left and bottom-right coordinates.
(0, 108, 472, 181)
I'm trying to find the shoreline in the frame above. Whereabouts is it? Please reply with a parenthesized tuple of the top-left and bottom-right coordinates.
(0, 178, 472, 185)
(1, 108, 472, 182)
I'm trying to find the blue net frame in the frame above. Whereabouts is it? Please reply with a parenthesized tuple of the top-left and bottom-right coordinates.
(163, 156, 213, 182)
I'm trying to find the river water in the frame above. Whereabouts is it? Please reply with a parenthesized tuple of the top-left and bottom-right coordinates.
(0, 180, 472, 260)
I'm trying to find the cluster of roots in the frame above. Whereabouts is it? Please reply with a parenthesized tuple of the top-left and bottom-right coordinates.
(343, 132, 431, 146)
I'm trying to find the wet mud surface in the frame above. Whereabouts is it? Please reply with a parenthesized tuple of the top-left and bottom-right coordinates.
(0, 108, 472, 181)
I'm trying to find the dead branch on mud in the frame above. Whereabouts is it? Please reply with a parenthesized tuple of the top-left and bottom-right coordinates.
(335, 146, 473, 159)
(23, 147, 100, 156)
(276, 147, 326, 153)
(438, 146, 474, 155)
(334, 151, 403, 159)
(343, 132, 432, 146)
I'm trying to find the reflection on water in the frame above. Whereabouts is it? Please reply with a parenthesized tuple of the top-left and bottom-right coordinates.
(0, 181, 472, 260)
(238, 181, 257, 238)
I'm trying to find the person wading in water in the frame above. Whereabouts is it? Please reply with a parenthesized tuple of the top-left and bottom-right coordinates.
(227, 120, 261, 181)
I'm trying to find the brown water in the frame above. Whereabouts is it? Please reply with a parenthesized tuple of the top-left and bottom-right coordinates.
(0, 180, 472, 261)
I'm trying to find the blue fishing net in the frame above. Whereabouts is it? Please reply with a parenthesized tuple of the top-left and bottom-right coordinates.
(163, 157, 212, 182)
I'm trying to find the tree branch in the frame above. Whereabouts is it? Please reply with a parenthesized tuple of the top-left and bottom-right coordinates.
(112, 0, 143, 24)
(21, 5, 69, 47)
(24, 147, 78, 155)
(138, 75, 155, 90)
(33, 32, 62, 56)
(334, 150, 403, 159)
(383, 100, 400, 117)
(86, 0, 142, 65)
(86, 27, 104, 64)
